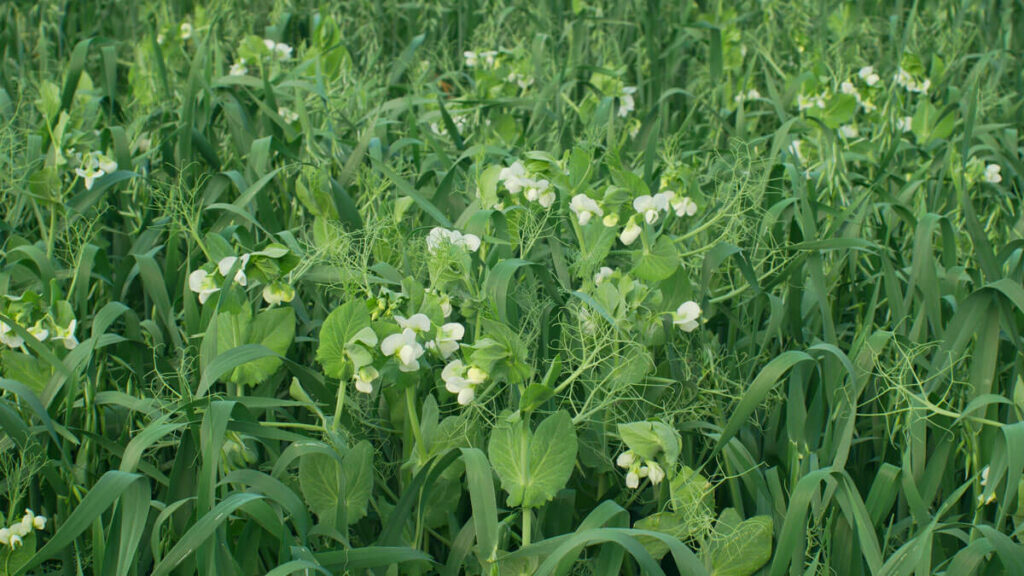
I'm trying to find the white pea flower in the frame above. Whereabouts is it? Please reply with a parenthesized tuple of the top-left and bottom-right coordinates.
(96, 154, 117, 174)
(19, 511, 36, 535)
(8, 534, 22, 548)
(53, 319, 78, 350)
(594, 266, 614, 285)
(439, 295, 452, 317)
(618, 86, 637, 117)
(523, 179, 551, 203)
(380, 328, 424, 372)
(633, 195, 664, 225)
(426, 227, 481, 254)
(860, 99, 877, 113)
(33, 515, 46, 531)
(442, 359, 486, 405)
(480, 50, 498, 67)
(264, 40, 292, 60)
(671, 196, 698, 217)
(27, 321, 49, 342)
(0, 527, 9, 546)
(839, 125, 859, 139)
(229, 59, 247, 76)
(353, 366, 379, 394)
(179, 22, 193, 40)
(75, 166, 105, 190)
(9, 520, 29, 538)
(499, 161, 529, 194)
(431, 322, 465, 358)
(893, 68, 913, 89)
(984, 164, 1002, 184)
(218, 254, 250, 286)
(463, 51, 478, 67)
(262, 282, 295, 306)
(673, 301, 702, 332)
(797, 93, 825, 111)
(570, 194, 603, 225)
(537, 188, 557, 208)
(278, 107, 299, 124)
(188, 269, 220, 304)
(840, 81, 857, 95)
(620, 219, 642, 246)
(395, 313, 432, 333)
(0, 321, 24, 349)
(980, 465, 990, 487)
(602, 213, 620, 227)
(894, 68, 929, 94)
(625, 470, 640, 489)
(896, 116, 913, 133)
(156, 33, 165, 45)
(647, 462, 666, 485)
(734, 89, 760, 103)
(616, 451, 635, 469)
(858, 66, 879, 86)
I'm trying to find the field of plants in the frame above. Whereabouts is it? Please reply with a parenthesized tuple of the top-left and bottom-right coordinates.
(0, 0, 1022, 574)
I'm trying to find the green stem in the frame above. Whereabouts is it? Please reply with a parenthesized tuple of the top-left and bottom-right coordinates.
(406, 385, 426, 459)
(332, 381, 345, 432)
(522, 508, 532, 548)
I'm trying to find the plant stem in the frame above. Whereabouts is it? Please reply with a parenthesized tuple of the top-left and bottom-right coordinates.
(522, 508, 532, 547)
(332, 381, 345, 432)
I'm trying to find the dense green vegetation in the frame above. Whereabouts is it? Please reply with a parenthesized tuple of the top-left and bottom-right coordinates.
(0, 0, 1022, 574)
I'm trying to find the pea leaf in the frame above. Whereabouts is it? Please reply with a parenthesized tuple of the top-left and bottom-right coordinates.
(631, 235, 679, 282)
(706, 509, 773, 576)
(618, 421, 681, 465)
(488, 410, 578, 508)
(523, 410, 577, 508)
(316, 301, 371, 379)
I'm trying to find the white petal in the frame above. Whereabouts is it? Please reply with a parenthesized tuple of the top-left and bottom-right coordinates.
(380, 333, 405, 356)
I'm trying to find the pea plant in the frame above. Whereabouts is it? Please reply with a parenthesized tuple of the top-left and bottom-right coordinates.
(0, 0, 1021, 575)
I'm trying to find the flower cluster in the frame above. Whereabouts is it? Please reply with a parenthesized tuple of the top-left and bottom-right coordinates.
(430, 114, 468, 137)
(894, 67, 930, 94)
(188, 246, 297, 306)
(464, 50, 498, 68)
(426, 227, 482, 255)
(1, 295, 78, 351)
(0, 509, 47, 549)
(262, 38, 293, 60)
(616, 451, 666, 489)
(499, 161, 555, 207)
(733, 88, 761, 103)
(278, 107, 299, 124)
(616, 190, 697, 246)
(74, 151, 117, 191)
